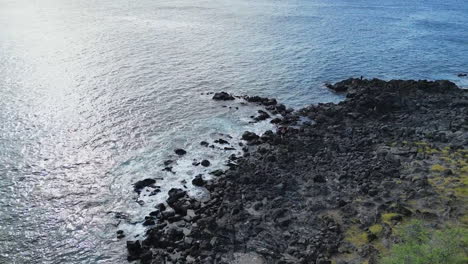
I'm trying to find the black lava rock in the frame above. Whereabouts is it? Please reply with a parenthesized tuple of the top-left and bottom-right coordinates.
(127, 240, 142, 259)
(167, 188, 186, 205)
(214, 139, 229, 144)
(213, 92, 235, 101)
(192, 175, 205, 186)
(254, 110, 271, 121)
(210, 170, 224, 176)
(201, 160, 211, 167)
(242, 131, 259, 141)
(175, 149, 187, 155)
(134, 179, 156, 193)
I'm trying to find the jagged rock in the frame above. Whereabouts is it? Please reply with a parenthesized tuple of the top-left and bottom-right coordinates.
(134, 179, 156, 193)
(126, 240, 142, 260)
(210, 170, 224, 177)
(214, 139, 229, 144)
(192, 175, 205, 186)
(167, 188, 186, 205)
(242, 131, 259, 141)
(213, 92, 235, 101)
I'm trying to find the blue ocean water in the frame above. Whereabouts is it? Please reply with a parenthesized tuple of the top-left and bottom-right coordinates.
(0, 0, 467, 263)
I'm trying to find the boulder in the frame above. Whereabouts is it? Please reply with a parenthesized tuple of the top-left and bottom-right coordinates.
(201, 160, 211, 167)
(167, 188, 186, 205)
(175, 149, 187, 155)
(242, 131, 259, 141)
(254, 110, 271, 121)
(192, 175, 205, 186)
(127, 240, 142, 259)
(213, 92, 235, 101)
(134, 179, 156, 193)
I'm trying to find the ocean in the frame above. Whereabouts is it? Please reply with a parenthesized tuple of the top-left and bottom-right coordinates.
(0, 0, 467, 263)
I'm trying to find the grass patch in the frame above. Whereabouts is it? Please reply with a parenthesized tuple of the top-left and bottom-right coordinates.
(381, 220, 468, 264)
(454, 187, 468, 198)
(381, 213, 402, 224)
(345, 225, 368, 246)
(461, 166, 468, 174)
(369, 224, 383, 235)
(431, 164, 447, 172)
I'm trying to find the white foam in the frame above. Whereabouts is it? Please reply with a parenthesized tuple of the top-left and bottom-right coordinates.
(113, 97, 277, 239)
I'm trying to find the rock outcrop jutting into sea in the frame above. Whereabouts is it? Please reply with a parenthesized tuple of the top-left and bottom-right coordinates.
(126, 78, 467, 264)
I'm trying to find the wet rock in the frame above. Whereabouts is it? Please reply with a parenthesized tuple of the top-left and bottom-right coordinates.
(200, 141, 209, 147)
(167, 188, 186, 205)
(192, 175, 205, 186)
(149, 189, 161, 196)
(265, 98, 277, 106)
(134, 179, 156, 193)
(140, 251, 153, 264)
(201, 160, 211, 167)
(215, 139, 229, 145)
(143, 218, 155, 226)
(213, 92, 235, 101)
(149, 210, 160, 217)
(457, 73, 467, 77)
(117, 230, 125, 239)
(127, 240, 142, 260)
(163, 166, 173, 172)
(254, 110, 271, 122)
(175, 149, 187, 156)
(210, 170, 224, 177)
(242, 131, 259, 141)
(271, 117, 282, 124)
(155, 203, 166, 211)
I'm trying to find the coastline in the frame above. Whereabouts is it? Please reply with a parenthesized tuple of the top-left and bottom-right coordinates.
(125, 78, 467, 264)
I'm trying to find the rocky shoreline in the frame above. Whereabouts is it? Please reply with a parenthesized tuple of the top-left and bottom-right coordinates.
(125, 78, 467, 264)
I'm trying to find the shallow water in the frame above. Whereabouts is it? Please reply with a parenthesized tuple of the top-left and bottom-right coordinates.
(0, 0, 467, 263)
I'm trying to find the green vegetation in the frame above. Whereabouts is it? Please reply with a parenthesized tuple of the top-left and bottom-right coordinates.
(381, 220, 468, 264)
(381, 213, 402, 224)
(369, 224, 383, 235)
(430, 164, 447, 172)
(344, 225, 368, 246)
